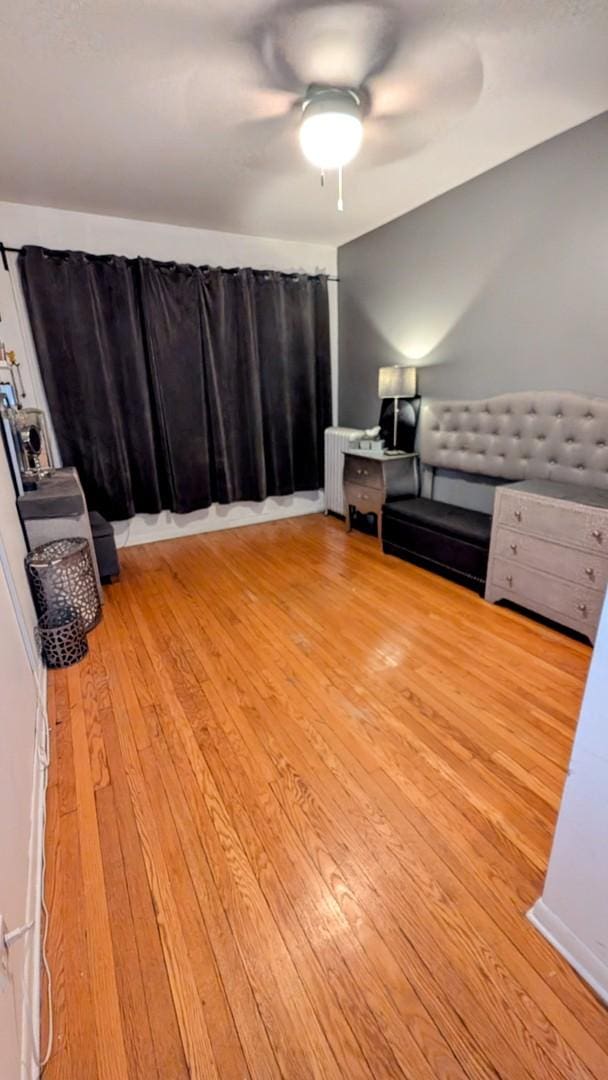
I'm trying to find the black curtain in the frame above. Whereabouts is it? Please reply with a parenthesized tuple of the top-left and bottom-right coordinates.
(19, 246, 331, 520)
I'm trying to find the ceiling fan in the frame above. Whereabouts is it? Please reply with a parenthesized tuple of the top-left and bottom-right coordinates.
(244, 0, 483, 211)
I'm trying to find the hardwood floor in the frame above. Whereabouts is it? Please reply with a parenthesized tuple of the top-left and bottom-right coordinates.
(42, 515, 608, 1079)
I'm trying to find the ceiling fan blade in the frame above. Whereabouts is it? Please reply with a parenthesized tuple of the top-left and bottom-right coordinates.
(360, 30, 483, 166)
(237, 113, 303, 172)
(245, 87, 299, 122)
(245, 0, 406, 94)
(370, 30, 483, 120)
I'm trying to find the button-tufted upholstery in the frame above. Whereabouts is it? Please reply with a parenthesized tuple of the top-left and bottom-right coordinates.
(420, 392, 608, 490)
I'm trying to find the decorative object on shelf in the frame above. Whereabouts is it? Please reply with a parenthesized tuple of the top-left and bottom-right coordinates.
(36, 608, 88, 669)
(13, 406, 54, 483)
(0, 340, 26, 405)
(343, 447, 418, 545)
(357, 425, 384, 451)
(0, 340, 36, 495)
(378, 365, 420, 452)
(26, 536, 102, 635)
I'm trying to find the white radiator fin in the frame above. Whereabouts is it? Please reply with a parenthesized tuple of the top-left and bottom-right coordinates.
(324, 427, 364, 515)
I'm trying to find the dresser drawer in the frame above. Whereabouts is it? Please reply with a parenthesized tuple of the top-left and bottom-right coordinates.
(343, 455, 383, 490)
(489, 556, 603, 628)
(493, 527, 608, 592)
(497, 489, 607, 554)
(344, 483, 383, 513)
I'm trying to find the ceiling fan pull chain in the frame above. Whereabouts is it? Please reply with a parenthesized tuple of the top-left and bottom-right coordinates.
(337, 166, 344, 212)
(320, 170, 325, 188)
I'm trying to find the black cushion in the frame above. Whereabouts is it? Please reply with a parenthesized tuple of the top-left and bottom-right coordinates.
(383, 497, 492, 547)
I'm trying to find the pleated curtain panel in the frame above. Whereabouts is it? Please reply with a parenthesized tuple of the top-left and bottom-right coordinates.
(19, 246, 332, 520)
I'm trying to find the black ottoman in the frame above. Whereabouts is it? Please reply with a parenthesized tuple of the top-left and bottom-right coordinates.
(89, 511, 120, 583)
(382, 497, 492, 593)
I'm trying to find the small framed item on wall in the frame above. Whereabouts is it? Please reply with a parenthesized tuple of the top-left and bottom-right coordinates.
(0, 388, 24, 496)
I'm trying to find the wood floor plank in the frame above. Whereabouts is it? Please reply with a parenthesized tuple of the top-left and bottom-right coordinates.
(97, 703, 189, 1079)
(43, 517, 607, 1080)
(95, 780, 160, 1079)
(96, 627, 221, 1080)
(66, 662, 129, 1080)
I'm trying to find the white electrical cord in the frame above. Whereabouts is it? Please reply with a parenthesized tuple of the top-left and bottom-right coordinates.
(36, 694, 53, 1074)
(1, 686, 53, 1075)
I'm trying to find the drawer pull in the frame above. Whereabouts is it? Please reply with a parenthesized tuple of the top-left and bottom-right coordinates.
(591, 529, 603, 542)
(506, 574, 513, 585)
(577, 603, 588, 614)
(361, 493, 368, 501)
(356, 468, 362, 476)
(362, 469, 369, 476)
(514, 509, 522, 522)
(509, 542, 518, 553)
(584, 567, 595, 579)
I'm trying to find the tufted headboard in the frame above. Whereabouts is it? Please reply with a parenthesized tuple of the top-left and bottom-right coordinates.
(420, 391, 608, 491)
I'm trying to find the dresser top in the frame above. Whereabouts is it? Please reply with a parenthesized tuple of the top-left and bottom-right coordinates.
(17, 466, 83, 519)
(344, 448, 416, 461)
(505, 479, 608, 510)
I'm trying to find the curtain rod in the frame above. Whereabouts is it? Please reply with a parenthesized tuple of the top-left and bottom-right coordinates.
(0, 242, 338, 280)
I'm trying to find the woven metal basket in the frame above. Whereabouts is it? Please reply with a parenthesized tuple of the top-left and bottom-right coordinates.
(36, 608, 88, 669)
(26, 537, 101, 633)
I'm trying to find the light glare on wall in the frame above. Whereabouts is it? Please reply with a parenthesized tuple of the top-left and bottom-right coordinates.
(402, 343, 434, 361)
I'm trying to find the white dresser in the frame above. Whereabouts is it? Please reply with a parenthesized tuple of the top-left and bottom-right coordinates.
(486, 480, 608, 642)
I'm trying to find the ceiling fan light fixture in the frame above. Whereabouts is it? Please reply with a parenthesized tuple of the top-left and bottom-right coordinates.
(299, 88, 363, 170)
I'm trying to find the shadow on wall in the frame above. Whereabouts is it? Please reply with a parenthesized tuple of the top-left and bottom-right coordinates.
(339, 194, 596, 426)
(339, 115, 608, 427)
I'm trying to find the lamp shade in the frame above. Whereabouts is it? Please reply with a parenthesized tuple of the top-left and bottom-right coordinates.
(378, 365, 417, 400)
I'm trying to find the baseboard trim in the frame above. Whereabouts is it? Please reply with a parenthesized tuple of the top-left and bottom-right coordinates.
(112, 491, 325, 549)
(528, 899, 608, 1006)
(20, 665, 48, 1079)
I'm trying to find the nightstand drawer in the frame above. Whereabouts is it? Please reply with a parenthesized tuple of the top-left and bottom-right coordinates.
(344, 483, 383, 513)
(497, 488, 607, 554)
(493, 527, 608, 592)
(343, 455, 383, 490)
(490, 557, 603, 628)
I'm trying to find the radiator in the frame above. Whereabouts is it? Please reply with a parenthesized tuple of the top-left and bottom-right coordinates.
(324, 426, 364, 515)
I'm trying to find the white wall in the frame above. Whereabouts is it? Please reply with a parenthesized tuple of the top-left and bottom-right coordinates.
(0, 200, 338, 546)
(529, 590, 608, 1004)
(0, 439, 46, 1078)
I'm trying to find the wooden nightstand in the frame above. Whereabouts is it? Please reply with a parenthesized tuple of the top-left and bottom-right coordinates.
(343, 449, 418, 544)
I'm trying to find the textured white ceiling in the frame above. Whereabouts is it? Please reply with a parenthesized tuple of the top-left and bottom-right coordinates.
(0, 1, 607, 245)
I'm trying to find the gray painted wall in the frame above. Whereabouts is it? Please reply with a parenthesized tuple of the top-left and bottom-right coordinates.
(338, 112, 608, 432)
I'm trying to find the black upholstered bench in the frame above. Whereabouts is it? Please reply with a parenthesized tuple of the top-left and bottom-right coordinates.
(382, 497, 492, 593)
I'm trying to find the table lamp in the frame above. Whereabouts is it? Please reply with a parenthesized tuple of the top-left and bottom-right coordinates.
(378, 365, 417, 450)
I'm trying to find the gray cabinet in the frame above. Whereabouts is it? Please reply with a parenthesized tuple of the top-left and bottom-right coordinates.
(343, 449, 417, 544)
(486, 480, 608, 642)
